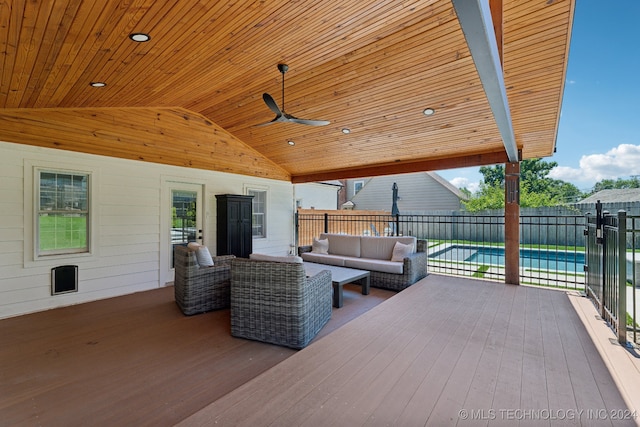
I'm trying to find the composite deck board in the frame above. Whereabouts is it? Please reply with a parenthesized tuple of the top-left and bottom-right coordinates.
(424, 281, 505, 427)
(556, 292, 623, 427)
(396, 284, 494, 426)
(458, 282, 516, 427)
(180, 277, 634, 427)
(520, 287, 550, 427)
(537, 288, 580, 427)
(361, 290, 463, 426)
(490, 283, 527, 427)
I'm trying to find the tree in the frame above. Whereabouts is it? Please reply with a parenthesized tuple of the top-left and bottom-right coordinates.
(479, 164, 504, 187)
(459, 187, 472, 198)
(592, 176, 640, 193)
(463, 159, 584, 211)
(479, 158, 556, 188)
(462, 184, 504, 211)
(548, 180, 583, 203)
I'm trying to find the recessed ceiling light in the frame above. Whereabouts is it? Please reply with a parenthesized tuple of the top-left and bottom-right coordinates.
(423, 108, 435, 116)
(129, 33, 151, 42)
(341, 128, 351, 134)
(288, 140, 295, 146)
(90, 82, 106, 87)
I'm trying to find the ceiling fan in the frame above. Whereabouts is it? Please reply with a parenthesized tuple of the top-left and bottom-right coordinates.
(257, 64, 330, 127)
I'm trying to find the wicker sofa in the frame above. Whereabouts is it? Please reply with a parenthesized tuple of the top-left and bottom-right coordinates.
(173, 245, 235, 315)
(299, 233, 428, 291)
(230, 257, 332, 349)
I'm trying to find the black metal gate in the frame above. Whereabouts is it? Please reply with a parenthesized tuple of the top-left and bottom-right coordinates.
(585, 201, 627, 344)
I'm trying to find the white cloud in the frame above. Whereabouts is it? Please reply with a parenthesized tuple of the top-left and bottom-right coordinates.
(548, 166, 585, 182)
(450, 177, 479, 193)
(549, 144, 640, 187)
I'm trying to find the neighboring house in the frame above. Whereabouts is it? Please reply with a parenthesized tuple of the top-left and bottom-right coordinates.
(344, 172, 467, 212)
(0, 140, 296, 319)
(294, 181, 343, 210)
(576, 188, 640, 205)
(573, 188, 640, 216)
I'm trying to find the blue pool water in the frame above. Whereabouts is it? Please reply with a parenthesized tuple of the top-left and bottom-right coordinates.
(430, 245, 585, 272)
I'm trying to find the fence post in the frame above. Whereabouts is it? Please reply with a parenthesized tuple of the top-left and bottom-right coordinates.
(324, 213, 329, 234)
(617, 210, 627, 345)
(395, 214, 400, 236)
(294, 211, 299, 248)
(598, 203, 607, 319)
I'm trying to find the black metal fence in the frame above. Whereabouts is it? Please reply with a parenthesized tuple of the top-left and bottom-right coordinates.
(586, 205, 640, 345)
(519, 215, 586, 289)
(628, 215, 640, 344)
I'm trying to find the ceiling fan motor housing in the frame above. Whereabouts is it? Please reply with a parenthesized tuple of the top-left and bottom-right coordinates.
(277, 63, 289, 74)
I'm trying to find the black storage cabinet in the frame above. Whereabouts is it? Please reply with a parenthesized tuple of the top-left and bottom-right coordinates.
(216, 194, 253, 258)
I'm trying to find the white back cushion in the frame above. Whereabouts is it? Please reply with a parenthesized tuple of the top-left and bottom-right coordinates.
(391, 241, 414, 262)
(360, 236, 416, 260)
(320, 233, 361, 257)
(311, 237, 329, 254)
(195, 246, 214, 267)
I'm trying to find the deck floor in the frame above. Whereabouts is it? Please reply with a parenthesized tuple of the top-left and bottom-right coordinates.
(180, 276, 636, 427)
(1, 275, 638, 426)
(0, 282, 393, 426)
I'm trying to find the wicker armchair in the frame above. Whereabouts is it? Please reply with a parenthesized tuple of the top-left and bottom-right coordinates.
(230, 258, 332, 349)
(173, 245, 235, 315)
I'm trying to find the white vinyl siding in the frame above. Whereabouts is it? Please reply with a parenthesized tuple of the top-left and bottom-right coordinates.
(293, 183, 340, 210)
(1, 140, 295, 319)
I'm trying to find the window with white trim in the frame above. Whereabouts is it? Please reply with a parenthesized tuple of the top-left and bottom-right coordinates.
(354, 180, 364, 196)
(247, 189, 266, 238)
(37, 170, 90, 256)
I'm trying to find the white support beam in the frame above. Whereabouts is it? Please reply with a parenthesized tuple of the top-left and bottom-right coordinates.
(452, 0, 519, 163)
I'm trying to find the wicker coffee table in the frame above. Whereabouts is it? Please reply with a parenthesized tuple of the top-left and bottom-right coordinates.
(303, 263, 370, 308)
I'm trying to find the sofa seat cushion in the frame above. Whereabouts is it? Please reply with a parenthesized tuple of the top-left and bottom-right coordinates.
(319, 233, 361, 258)
(344, 257, 404, 274)
(301, 252, 346, 267)
(360, 236, 417, 260)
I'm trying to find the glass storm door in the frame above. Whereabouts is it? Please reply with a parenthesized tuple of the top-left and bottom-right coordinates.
(169, 184, 203, 272)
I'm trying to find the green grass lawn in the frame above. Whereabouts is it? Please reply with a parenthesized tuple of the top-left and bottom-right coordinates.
(39, 215, 87, 251)
(428, 239, 587, 252)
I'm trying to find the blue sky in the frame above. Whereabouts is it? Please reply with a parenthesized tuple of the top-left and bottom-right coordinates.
(439, 1, 640, 194)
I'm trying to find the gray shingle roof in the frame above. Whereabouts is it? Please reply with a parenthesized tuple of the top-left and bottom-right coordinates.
(578, 188, 640, 204)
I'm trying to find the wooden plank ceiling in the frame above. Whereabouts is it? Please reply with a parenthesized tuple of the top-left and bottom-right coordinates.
(0, 0, 574, 182)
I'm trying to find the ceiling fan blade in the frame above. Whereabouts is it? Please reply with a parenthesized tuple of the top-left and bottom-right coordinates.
(254, 120, 276, 127)
(262, 93, 282, 115)
(257, 65, 329, 126)
(254, 114, 284, 127)
(287, 116, 330, 126)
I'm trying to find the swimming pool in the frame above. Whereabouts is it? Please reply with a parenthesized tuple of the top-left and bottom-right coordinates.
(430, 245, 585, 272)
